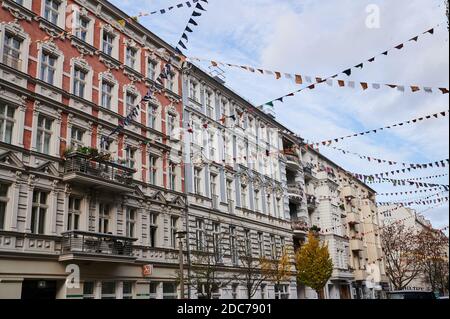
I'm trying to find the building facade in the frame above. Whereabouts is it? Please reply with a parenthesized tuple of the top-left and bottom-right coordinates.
(0, 0, 187, 299)
(182, 64, 297, 299)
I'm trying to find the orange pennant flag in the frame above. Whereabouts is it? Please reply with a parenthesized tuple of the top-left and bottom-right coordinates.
(275, 72, 282, 79)
(295, 75, 303, 84)
(361, 82, 369, 90)
(411, 86, 420, 92)
(338, 80, 345, 87)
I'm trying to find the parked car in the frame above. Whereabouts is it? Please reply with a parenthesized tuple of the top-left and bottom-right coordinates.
(387, 291, 437, 299)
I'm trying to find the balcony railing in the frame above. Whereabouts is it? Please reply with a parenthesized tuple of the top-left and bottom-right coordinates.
(292, 219, 309, 233)
(60, 231, 138, 262)
(307, 194, 318, 207)
(63, 153, 136, 191)
(2, 53, 22, 70)
(287, 183, 303, 196)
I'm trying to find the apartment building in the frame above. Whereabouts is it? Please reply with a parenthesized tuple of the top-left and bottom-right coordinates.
(182, 64, 297, 299)
(299, 146, 388, 299)
(0, 0, 187, 299)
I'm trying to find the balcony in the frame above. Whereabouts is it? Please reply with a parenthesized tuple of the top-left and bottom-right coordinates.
(291, 219, 309, 235)
(307, 194, 318, 210)
(285, 152, 301, 170)
(347, 212, 361, 225)
(60, 231, 138, 263)
(287, 184, 303, 203)
(342, 186, 357, 200)
(63, 153, 136, 193)
(354, 269, 367, 281)
(350, 238, 364, 251)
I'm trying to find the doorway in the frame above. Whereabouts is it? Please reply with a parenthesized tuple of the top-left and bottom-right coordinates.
(21, 280, 57, 299)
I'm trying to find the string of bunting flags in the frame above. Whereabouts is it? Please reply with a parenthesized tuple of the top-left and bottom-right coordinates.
(377, 187, 444, 196)
(377, 195, 449, 207)
(354, 174, 450, 190)
(175, 0, 209, 54)
(353, 158, 449, 180)
(119, 0, 206, 20)
(100, 63, 174, 147)
(312, 109, 449, 147)
(253, 24, 447, 107)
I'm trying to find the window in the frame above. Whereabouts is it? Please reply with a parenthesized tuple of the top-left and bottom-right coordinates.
(3, 33, 22, 69)
(0, 183, 9, 230)
(40, 51, 56, 85)
(189, 81, 198, 101)
(244, 229, 251, 255)
(149, 213, 158, 248)
(206, 91, 214, 117)
(102, 32, 114, 56)
(122, 282, 133, 299)
(209, 132, 216, 159)
(210, 174, 217, 201)
(36, 115, 52, 154)
(226, 179, 233, 203)
(258, 233, 264, 257)
(194, 168, 202, 195)
(0, 103, 15, 144)
(241, 185, 247, 209)
(98, 203, 110, 234)
(231, 284, 238, 299)
(275, 285, 289, 300)
(101, 282, 116, 299)
(213, 222, 222, 262)
(167, 113, 176, 137)
(168, 162, 176, 191)
(270, 235, 276, 259)
(195, 219, 205, 251)
(170, 216, 178, 248)
(44, 0, 60, 25)
(254, 190, 260, 212)
(70, 127, 84, 150)
(261, 284, 266, 299)
(125, 46, 137, 69)
(125, 147, 136, 169)
(126, 208, 136, 238)
(163, 282, 177, 299)
(126, 92, 137, 115)
(83, 282, 95, 299)
(149, 282, 158, 299)
(67, 197, 81, 231)
(166, 72, 175, 91)
(229, 226, 238, 265)
(74, 13, 89, 42)
(31, 190, 48, 234)
(266, 195, 272, 216)
(147, 59, 157, 81)
(276, 198, 282, 218)
(148, 106, 157, 129)
(101, 81, 113, 109)
(149, 155, 157, 185)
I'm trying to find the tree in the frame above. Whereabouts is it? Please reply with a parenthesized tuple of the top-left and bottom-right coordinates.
(295, 232, 333, 298)
(381, 223, 424, 290)
(418, 228, 449, 296)
(234, 237, 268, 299)
(178, 232, 232, 299)
(261, 246, 294, 298)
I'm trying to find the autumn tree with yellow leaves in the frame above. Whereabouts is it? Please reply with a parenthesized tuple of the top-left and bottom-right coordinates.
(261, 247, 293, 297)
(295, 232, 333, 298)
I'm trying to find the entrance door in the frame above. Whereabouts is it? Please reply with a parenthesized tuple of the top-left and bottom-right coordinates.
(21, 280, 57, 299)
(340, 285, 351, 299)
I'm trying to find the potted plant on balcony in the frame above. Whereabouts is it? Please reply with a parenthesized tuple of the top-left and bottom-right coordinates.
(339, 203, 345, 211)
(310, 225, 321, 234)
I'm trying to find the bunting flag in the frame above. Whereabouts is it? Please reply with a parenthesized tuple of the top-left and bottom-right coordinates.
(378, 196, 449, 207)
(377, 191, 449, 206)
(175, 0, 209, 53)
(189, 57, 449, 95)
(252, 24, 445, 107)
(312, 110, 449, 146)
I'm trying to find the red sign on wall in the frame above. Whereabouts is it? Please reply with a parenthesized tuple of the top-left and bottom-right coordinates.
(142, 264, 153, 277)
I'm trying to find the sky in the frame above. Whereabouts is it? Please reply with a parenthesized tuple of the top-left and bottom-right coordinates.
(109, 0, 449, 230)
